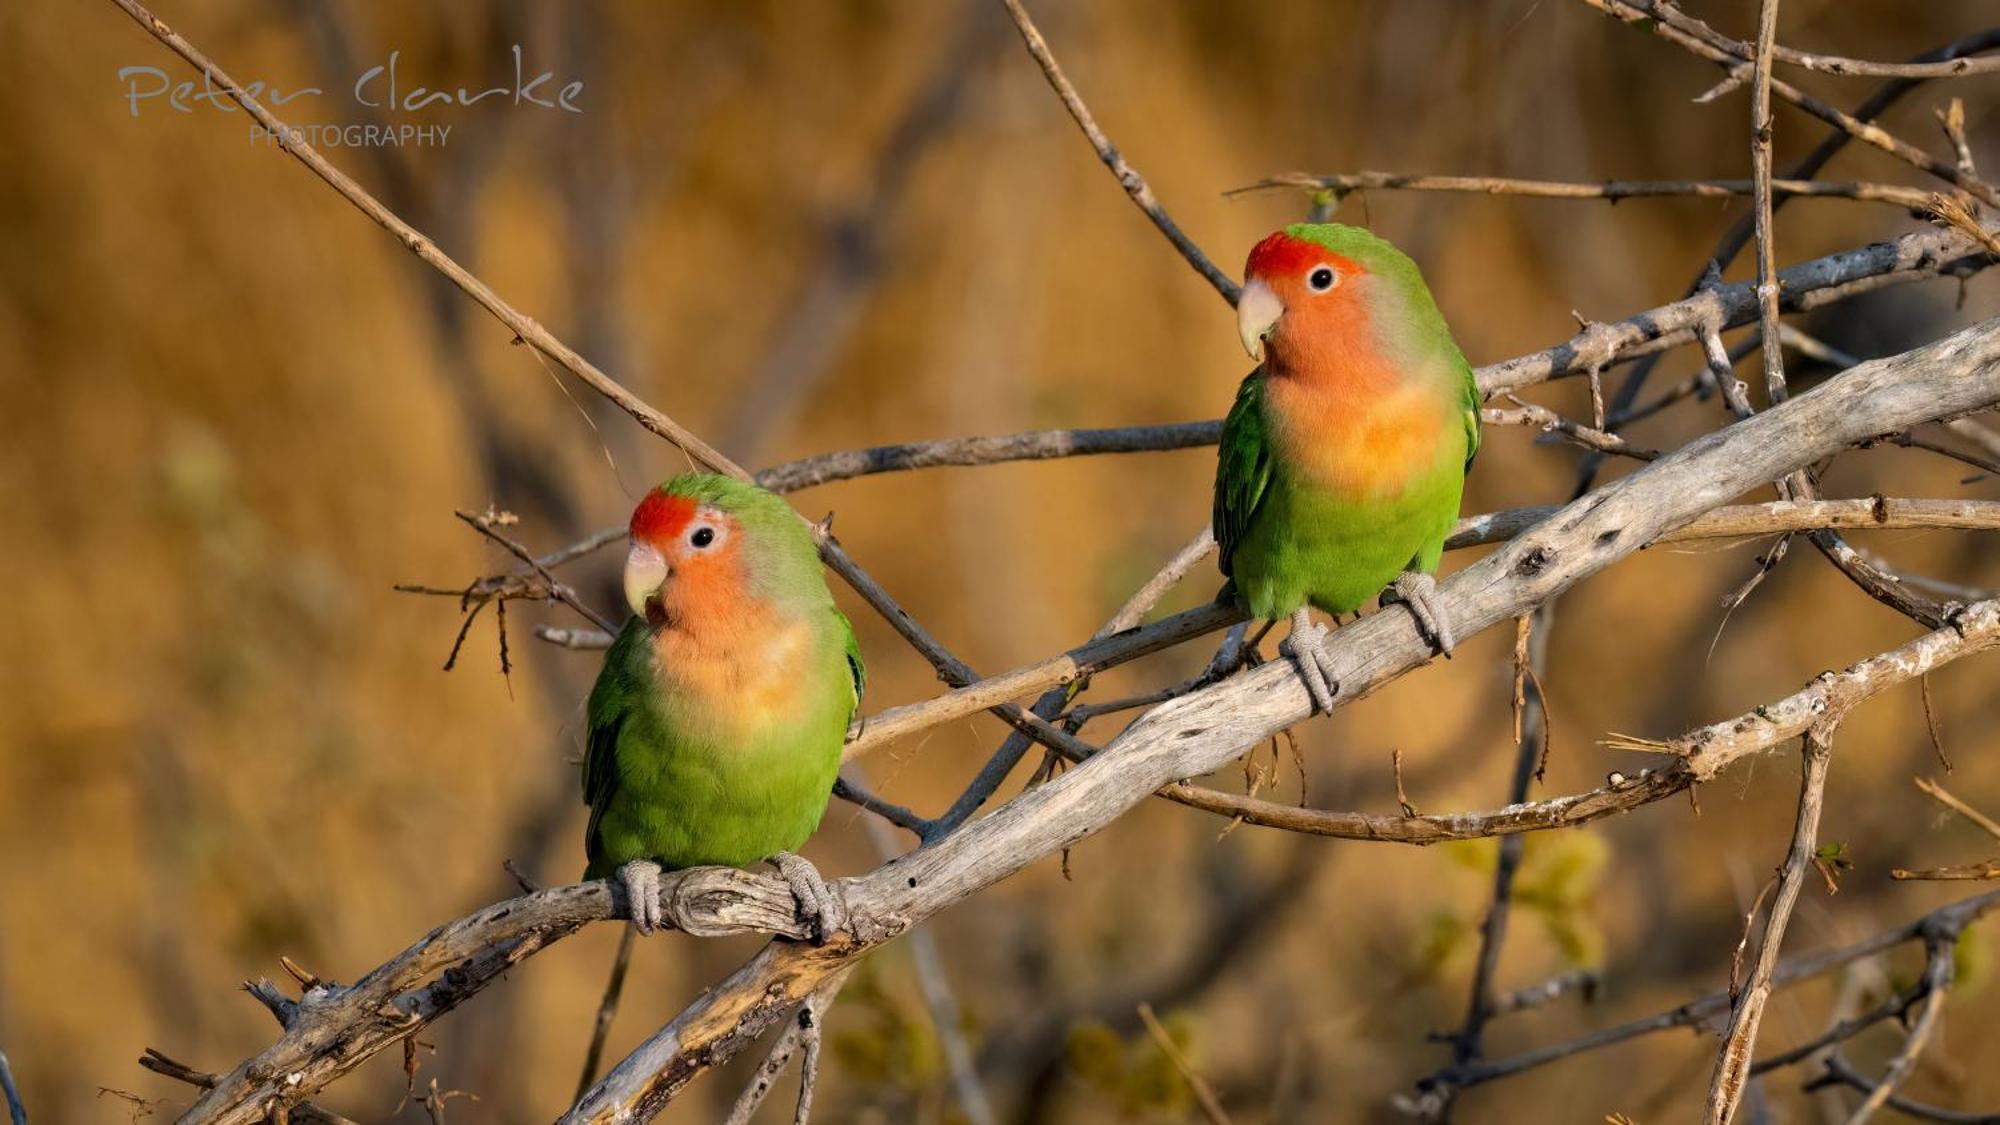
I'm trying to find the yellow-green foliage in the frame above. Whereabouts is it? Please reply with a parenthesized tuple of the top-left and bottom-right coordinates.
(828, 960, 946, 1092)
(1065, 1011, 1205, 1119)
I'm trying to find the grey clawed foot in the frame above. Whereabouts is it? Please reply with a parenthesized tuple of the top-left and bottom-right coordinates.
(1279, 607, 1339, 713)
(617, 858, 666, 935)
(1384, 571, 1455, 656)
(771, 851, 846, 944)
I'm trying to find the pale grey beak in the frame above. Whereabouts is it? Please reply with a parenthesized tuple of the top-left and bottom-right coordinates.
(623, 543, 669, 618)
(1236, 278, 1282, 362)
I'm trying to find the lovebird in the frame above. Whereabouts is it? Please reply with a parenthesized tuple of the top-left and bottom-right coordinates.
(1214, 223, 1480, 712)
(582, 473, 863, 938)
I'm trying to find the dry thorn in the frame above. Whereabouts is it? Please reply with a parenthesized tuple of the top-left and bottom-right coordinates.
(502, 859, 541, 894)
(1919, 674, 1953, 773)
(1512, 616, 1531, 745)
(1526, 659, 1554, 783)
(94, 1088, 156, 1122)
(278, 956, 322, 991)
(1282, 727, 1307, 806)
(1728, 876, 1780, 1004)
(1938, 98, 1978, 179)
(1913, 776, 2000, 843)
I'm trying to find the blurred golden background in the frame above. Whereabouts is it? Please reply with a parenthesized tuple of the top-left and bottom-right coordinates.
(2, 0, 1997, 1120)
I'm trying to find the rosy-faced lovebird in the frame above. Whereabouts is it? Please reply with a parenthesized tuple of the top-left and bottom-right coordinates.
(582, 473, 863, 938)
(1214, 223, 1480, 712)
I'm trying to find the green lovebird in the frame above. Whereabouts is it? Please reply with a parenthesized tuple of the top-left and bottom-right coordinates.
(1214, 223, 1480, 711)
(582, 473, 863, 937)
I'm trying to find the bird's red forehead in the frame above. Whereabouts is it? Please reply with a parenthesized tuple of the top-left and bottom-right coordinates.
(1245, 231, 1359, 282)
(630, 491, 696, 545)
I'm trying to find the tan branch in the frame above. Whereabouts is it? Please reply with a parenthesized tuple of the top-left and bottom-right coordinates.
(1234, 171, 1937, 211)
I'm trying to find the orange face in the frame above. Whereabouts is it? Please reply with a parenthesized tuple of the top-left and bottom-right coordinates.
(624, 490, 749, 633)
(1237, 231, 1376, 379)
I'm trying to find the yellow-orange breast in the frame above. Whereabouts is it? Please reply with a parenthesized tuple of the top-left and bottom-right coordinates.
(1265, 375, 1458, 500)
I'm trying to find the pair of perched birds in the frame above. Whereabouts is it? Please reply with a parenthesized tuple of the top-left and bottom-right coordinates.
(583, 223, 1479, 936)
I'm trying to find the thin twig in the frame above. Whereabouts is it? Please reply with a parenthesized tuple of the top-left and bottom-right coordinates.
(1808, 1055, 1999, 1124)
(1841, 935, 1957, 1124)
(1488, 969, 1601, 1019)
(1706, 723, 1833, 1125)
(720, 967, 856, 1125)
(1585, 0, 2000, 208)
(1914, 776, 2000, 842)
(1750, 0, 1787, 407)
(1416, 890, 2000, 1103)
(1234, 171, 1937, 211)
(574, 927, 637, 1102)
(1136, 1003, 1233, 1125)
(0, 1051, 24, 1125)
(856, 790, 998, 1125)
(1644, 7, 2000, 78)
(996, 0, 1239, 303)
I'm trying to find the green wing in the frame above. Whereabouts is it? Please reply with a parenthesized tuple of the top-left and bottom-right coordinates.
(581, 617, 648, 876)
(836, 608, 865, 721)
(1458, 355, 1482, 472)
(1213, 371, 1275, 578)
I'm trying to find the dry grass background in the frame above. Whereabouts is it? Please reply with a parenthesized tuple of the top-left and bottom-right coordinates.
(1, 1, 1997, 1121)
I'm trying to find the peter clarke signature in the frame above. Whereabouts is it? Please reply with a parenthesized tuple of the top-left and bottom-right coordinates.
(119, 45, 582, 117)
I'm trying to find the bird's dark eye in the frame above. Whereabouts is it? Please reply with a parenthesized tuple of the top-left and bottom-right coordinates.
(690, 526, 715, 548)
(1308, 266, 1337, 292)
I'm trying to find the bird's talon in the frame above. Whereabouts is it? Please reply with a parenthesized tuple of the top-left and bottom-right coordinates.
(1386, 572, 1455, 657)
(616, 859, 666, 935)
(1281, 609, 1340, 713)
(771, 852, 844, 944)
